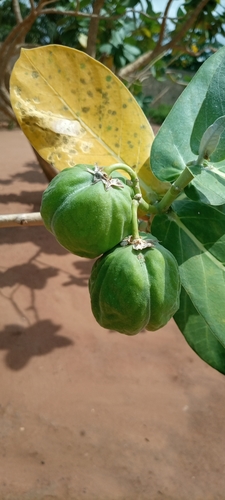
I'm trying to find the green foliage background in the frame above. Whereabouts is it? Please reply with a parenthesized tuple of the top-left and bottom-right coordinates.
(1, 0, 224, 70)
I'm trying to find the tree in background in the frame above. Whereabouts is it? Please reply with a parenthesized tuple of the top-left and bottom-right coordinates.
(0, 0, 224, 122)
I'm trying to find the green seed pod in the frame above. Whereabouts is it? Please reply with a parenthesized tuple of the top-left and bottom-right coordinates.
(89, 234, 181, 335)
(40, 164, 134, 258)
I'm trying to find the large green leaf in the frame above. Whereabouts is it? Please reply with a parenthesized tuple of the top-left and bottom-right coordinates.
(190, 67, 225, 163)
(184, 164, 225, 205)
(197, 116, 225, 162)
(150, 46, 225, 184)
(150, 47, 225, 181)
(174, 287, 225, 375)
(151, 198, 225, 373)
(149, 47, 225, 374)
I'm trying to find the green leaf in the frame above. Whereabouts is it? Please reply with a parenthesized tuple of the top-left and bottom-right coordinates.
(123, 43, 141, 56)
(185, 112, 225, 205)
(151, 198, 225, 372)
(111, 30, 124, 47)
(174, 287, 225, 375)
(150, 46, 225, 183)
(198, 116, 225, 162)
(98, 43, 112, 54)
(184, 164, 225, 205)
(177, 6, 186, 18)
(190, 63, 225, 163)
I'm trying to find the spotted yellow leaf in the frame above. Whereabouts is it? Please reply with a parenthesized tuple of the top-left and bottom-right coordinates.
(10, 45, 169, 199)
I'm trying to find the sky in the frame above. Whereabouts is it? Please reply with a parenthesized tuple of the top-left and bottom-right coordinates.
(151, 0, 181, 15)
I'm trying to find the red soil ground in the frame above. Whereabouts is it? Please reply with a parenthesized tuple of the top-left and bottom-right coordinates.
(0, 128, 225, 500)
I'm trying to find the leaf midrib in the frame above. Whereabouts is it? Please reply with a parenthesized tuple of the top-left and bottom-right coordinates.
(170, 210, 225, 272)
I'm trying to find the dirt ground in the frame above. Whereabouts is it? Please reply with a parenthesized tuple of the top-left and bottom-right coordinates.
(0, 128, 225, 500)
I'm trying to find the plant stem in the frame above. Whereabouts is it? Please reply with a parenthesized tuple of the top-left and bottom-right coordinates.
(155, 166, 194, 213)
(105, 163, 140, 188)
(131, 199, 140, 239)
(106, 162, 195, 215)
(104, 163, 158, 214)
(0, 212, 43, 228)
(139, 197, 158, 214)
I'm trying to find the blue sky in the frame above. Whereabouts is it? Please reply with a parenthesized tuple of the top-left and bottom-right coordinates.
(151, 0, 181, 16)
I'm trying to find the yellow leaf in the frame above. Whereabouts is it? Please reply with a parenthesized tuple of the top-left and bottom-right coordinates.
(10, 44, 169, 198)
(141, 27, 151, 38)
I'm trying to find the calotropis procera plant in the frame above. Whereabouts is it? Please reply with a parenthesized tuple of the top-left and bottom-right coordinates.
(7, 44, 225, 374)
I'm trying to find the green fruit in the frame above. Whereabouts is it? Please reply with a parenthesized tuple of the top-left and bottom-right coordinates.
(89, 234, 181, 335)
(40, 164, 134, 258)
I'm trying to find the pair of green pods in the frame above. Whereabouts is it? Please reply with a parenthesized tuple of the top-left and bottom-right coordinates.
(41, 165, 181, 335)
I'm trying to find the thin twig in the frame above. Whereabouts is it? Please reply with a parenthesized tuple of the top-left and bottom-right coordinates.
(41, 7, 122, 19)
(29, 0, 36, 11)
(0, 213, 44, 228)
(155, 0, 174, 50)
